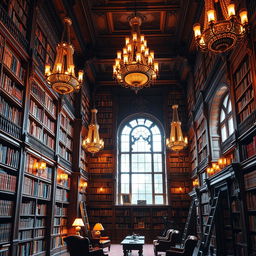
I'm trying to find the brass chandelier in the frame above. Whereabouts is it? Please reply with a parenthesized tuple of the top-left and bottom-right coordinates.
(193, 0, 248, 53)
(113, 15, 159, 93)
(45, 17, 83, 94)
(166, 105, 188, 151)
(82, 109, 104, 154)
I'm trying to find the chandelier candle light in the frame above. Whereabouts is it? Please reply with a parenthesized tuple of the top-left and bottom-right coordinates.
(82, 109, 104, 154)
(166, 105, 188, 151)
(193, 0, 248, 53)
(113, 15, 159, 93)
(45, 17, 84, 94)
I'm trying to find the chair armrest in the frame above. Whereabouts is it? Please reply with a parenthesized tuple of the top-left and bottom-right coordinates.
(166, 247, 183, 253)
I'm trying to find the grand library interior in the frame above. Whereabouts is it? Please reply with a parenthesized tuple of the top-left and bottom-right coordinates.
(1, 0, 256, 256)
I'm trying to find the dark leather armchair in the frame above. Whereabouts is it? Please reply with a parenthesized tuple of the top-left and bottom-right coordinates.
(156, 229, 174, 241)
(153, 229, 180, 256)
(64, 235, 107, 256)
(166, 235, 198, 256)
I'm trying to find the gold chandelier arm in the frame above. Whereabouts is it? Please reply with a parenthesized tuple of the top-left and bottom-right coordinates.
(220, 0, 230, 20)
(204, 0, 214, 29)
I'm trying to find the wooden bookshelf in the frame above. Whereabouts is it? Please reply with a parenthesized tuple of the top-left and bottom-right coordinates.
(233, 56, 255, 124)
(18, 152, 53, 256)
(29, 80, 57, 151)
(59, 109, 74, 163)
(189, 128, 197, 174)
(51, 168, 70, 253)
(196, 116, 208, 165)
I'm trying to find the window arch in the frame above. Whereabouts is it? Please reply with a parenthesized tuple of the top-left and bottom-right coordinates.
(220, 94, 234, 142)
(117, 116, 166, 205)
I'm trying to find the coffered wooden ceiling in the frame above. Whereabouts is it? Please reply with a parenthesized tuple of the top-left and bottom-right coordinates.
(54, 0, 201, 87)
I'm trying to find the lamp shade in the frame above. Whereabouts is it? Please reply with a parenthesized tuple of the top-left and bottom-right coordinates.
(72, 218, 84, 227)
(93, 223, 104, 231)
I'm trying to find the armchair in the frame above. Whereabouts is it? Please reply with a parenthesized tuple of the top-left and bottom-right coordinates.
(166, 235, 198, 256)
(64, 235, 107, 256)
(153, 229, 180, 256)
(155, 229, 174, 241)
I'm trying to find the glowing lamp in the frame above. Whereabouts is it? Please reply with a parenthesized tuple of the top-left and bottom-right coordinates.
(72, 218, 84, 235)
(228, 3, 236, 17)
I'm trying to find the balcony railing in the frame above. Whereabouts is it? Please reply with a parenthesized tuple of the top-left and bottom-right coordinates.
(0, 5, 28, 50)
(0, 114, 21, 139)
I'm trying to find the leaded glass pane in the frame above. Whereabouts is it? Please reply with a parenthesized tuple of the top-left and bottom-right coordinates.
(228, 117, 234, 135)
(121, 154, 129, 172)
(121, 174, 129, 193)
(153, 154, 162, 172)
(220, 109, 225, 122)
(155, 195, 164, 204)
(132, 154, 151, 172)
(221, 125, 227, 142)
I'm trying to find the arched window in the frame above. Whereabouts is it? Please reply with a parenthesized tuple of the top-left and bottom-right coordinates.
(220, 94, 234, 142)
(117, 116, 166, 205)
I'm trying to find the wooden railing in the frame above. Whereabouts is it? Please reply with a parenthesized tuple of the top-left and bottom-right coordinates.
(0, 114, 21, 139)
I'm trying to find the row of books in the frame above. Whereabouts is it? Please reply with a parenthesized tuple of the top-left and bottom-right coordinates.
(89, 163, 113, 168)
(243, 136, 256, 159)
(198, 147, 208, 164)
(88, 195, 112, 201)
(29, 120, 42, 140)
(34, 228, 45, 238)
(234, 57, 250, 86)
(23, 177, 51, 199)
(55, 188, 69, 202)
(55, 205, 67, 216)
(20, 201, 47, 216)
(89, 209, 113, 216)
(51, 236, 64, 249)
(19, 217, 34, 229)
(89, 155, 113, 163)
(0, 200, 13, 216)
(239, 101, 255, 123)
(30, 100, 44, 122)
(59, 146, 72, 162)
(31, 82, 56, 117)
(43, 132, 55, 150)
(0, 223, 11, 242)
(3, 46, 25, 81)
(246, 192, 256, 210)
(1, 73, 23, 103)
(0, 169, 16, 192)
(26, 154, 52, 180)
(244, 170, 256, 190)
(0, 96, 22, 125)
(43, 113, 55, 133)
(235, 73, 252, 98)
(237, 89, 254, 113)
(249, 215, 256, 232)
(95, 99, 113, 107)
(0, 144, 19, 168)
(60, 113, 73, 135)
(59, 128, 73, 149)
(54, 217, 67, 226)
(18, 242, 31, 256)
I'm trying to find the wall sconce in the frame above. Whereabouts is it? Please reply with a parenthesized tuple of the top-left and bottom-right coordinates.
(33, 160, 47, 175)
(207, 167, 215, 176)
(58, 173, 68, 184)
(80, 181, 88, 192)
(72, 218, 85, 235)
(178, 187, 183, 193)
(99, 187, 104, 193)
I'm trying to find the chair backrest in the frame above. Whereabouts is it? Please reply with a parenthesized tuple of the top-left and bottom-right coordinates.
(64, 235, 90, 256)
(169, 230, 180, 246)
(183, 235, 198, 256)
(158, 229, 174, 241)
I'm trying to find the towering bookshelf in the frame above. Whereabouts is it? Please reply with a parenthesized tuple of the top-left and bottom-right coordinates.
(51, 167, 70, 254)
(29, 80, 57, 150)
(196, 116, 207, 165)
(18, 152, 53, 256)
(59, 109, 74, 163)
(233, 56, 255, 123)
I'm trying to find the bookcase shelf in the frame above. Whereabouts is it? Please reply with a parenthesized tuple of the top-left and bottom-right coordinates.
(233, 56, 255, 124)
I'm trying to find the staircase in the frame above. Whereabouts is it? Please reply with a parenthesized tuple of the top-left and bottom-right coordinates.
(196, 191, 222, 256)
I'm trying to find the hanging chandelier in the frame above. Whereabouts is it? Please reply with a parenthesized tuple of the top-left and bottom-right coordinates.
(45, 17, 84, 94)
(82, 109, 104, 154)
(113, 15, 159, 93)
(193, 0, 248, 53)
(166, 105, 188, 151)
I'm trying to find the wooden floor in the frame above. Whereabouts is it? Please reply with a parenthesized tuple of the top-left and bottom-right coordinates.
(107, 244, 157, 256)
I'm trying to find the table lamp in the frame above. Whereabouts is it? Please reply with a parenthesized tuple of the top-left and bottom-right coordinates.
(72, 218, 84, 235)
(93, 223, 104, 238)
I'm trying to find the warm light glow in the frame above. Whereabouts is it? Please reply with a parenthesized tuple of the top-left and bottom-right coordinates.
(59, 173, 68, 183)
(45, 64, 51, 76)
(239, 9, 248, 25)
(166, 105, 188, 151)
(154, 62, 159, 73)
(78, 71, 84, 82)
(82, 109, 104, 154)
(193, 24, 201, 37)
(99, 187, 103, 192)
(115, 59, 120, 67)
(113, 15, 158, 92)
(117, 51, 122, 59)
(207, 10, 216, 22)
(45, 17, 83, 94)
(72, 218, 85, 227)
(93, 223, 104, 231)
(227, 3, 236, 17)
(132, 32, 137, 41)
(193, 179, 199, 187)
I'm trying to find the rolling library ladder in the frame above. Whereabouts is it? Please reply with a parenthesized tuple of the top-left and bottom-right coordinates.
(80, 201, 90, 236)
(181, 199, 196, 246)
(196, 191, 222, 256)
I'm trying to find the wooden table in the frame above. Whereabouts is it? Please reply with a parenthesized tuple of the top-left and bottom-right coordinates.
(121, 236, 145, 256)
